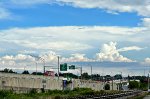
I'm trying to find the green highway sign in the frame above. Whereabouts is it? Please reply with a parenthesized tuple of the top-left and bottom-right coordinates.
(69, 65, 75, 69)
(60, 63, 67, 71)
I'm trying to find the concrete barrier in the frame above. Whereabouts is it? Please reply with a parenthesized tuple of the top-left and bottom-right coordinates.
(0, 73, 118, 93)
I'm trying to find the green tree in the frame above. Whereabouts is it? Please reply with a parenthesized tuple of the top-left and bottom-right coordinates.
(104, 83, 110, 90)
(22, 70, 30, 74)
(9, 69, 14, 73)
(82, 72, 90, 80)
(3, 68, 9, 73)
(129, 81, 140, 89)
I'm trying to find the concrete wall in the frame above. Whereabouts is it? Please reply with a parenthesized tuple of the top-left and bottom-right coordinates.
(0, 73, 118, 93)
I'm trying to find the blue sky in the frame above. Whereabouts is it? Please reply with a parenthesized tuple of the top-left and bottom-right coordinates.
(0, 4, 142, 29)
(0, 0, 150, 75)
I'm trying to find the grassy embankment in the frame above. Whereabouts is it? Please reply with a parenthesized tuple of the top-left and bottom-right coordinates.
(0, 88, 123, 99)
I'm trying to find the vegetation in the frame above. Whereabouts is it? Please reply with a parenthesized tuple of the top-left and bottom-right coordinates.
(0, 88, 122, 99)
(128, 81, 140, 89)
(32, 72, 43, 75)
(104, 83, 110, 90)
(0, 68, 16, 73)
(22, 70, 30, 74)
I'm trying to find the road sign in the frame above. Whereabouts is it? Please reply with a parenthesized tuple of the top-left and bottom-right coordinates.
(60, 63, 67, 71)
(69, 65, 75, 69)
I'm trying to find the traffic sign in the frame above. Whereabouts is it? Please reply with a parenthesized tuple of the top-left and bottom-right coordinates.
(60, 63, 67, 71)
(69, 65, 75, 69)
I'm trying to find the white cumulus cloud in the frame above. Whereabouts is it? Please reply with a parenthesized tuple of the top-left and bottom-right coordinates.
(118, 46, 144, 52)
(96, 42, 133, 62)
(62, 53, 93, 62)
(144, 58, 150, 65)
(141, 18, 150, 27)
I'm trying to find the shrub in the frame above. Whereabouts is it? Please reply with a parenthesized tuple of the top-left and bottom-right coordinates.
(104, 84, 110, 90)
(29, 89, 37, 95)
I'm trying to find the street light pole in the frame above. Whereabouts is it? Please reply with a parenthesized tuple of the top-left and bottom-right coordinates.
(42, 58, 45, 75)
(119, 71, 122, 91)
(91, 66, 92, 80)
(36, 62, 37, 75)
(81, 66, 82, 80)
(58, 56, 60, 80)
(148, 72, 149, 92)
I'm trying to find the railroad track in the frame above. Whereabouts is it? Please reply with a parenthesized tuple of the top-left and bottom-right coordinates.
(65, 91, 143, 99)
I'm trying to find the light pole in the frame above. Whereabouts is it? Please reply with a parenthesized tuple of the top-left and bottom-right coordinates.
(58, 56, 60, 80)
(29, 54, 46, 75)
(80, 66, 82, 81)
(148, 72, 150, 92)
(36, 62, 37, 75)
(39, 58, 45, 74)
(119, 71, 122, 91)
(91, 66, 92, 80)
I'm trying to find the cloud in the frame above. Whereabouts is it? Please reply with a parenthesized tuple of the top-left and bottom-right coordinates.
(141, 18, 150, 27)
(1, 0, 150, 21)
(18, 50, 37, 54)
(118, 46, 144, 52)
(0, 51, 92, 71)
(0, 8, 11, 19)
(57, 0, 150, 17)
(0, 0, 150, 21)
(2, 54, 35, 61)
(10, 0, 51, 5)
(0, 26, 95, 51)
(0, 26, 149, 53)
(143, 58, 150, 65)
(0, 42, 145, 72)
(96, 42, 133, 62)
(62, 53, 93, 62)
(0, 54, 36, 70)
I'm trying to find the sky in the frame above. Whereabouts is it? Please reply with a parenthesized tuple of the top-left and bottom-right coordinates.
(0, 0, 150, 75)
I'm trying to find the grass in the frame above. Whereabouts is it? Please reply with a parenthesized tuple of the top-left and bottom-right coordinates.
(0, 88, 124, 99)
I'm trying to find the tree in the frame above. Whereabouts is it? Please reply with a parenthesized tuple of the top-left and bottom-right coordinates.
(82, 72, 90, 80)
(91, 74, 100, 81)
(32, 72, 43, 75)
(129, 81, 140, 89)
(9, 69, 14, 73)
(22, 70, 30, 74)
(104, 83, 110, 90)
(3, 68, 15, 73)
(114, 74, 122, 80)
(3, 68, 9, 73)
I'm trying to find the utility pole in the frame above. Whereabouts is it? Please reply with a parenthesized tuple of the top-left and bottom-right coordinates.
(148, 73, 149, 90)
(91, 66, 92, 80)
(119, 72, 122, 91)
(43, 59, 45, 75)
(58, 56, 60, 80)
(111, 72, 113, 90)
(36, 62, 37, 75)
(80, 67, 82, 80)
